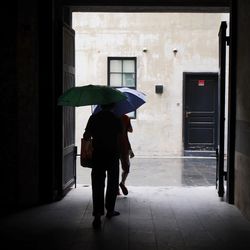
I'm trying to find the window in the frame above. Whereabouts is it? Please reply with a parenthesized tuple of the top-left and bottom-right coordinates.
(108, 57, 137, 118)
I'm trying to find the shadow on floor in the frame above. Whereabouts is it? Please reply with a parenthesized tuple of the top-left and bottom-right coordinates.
(2, 157, 248, 250)
(1, 186, 250, 250)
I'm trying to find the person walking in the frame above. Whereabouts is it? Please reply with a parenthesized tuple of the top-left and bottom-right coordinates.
(118, 114, 134, 196)
(83, 103, 122, 229)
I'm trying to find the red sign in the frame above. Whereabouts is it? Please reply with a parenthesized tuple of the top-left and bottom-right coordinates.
(198, 80, 205, 86)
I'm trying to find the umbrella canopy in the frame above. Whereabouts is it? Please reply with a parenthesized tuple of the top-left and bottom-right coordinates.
(93, 87, 146, 116)
(57, 84, 127, 107)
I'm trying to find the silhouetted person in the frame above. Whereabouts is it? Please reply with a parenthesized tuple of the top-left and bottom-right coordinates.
(83, 103, 122, 229)
(118, 114, 134, 196)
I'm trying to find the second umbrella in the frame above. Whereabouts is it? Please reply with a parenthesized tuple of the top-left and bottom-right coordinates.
(92, 87, 146, 116)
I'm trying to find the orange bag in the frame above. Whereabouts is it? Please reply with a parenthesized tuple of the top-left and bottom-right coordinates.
(80, 138, 93, 168)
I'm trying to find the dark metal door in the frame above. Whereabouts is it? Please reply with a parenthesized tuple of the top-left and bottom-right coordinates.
(62, 23, 76, 194)
(216, 21, 228, 198)
(184, 73, 218, 152)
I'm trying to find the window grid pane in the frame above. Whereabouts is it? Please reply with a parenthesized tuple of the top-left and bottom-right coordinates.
(123, 60, 135, 73)
(110, 73, 122, 87)
(110, 60, 122, 73)
(123, 73, 135, 87)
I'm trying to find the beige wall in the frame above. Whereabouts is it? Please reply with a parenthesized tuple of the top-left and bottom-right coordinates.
(73, 12, 229, 157)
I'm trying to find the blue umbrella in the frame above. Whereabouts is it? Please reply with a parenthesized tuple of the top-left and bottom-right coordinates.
(92, 87, 146, 116)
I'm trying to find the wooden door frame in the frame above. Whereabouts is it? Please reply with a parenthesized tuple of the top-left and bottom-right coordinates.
(55, 7, 77, 200)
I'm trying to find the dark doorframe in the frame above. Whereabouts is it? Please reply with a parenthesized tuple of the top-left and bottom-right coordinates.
(226, 0, 237, 204)
(51, 1, 233, 204)
(38, 1, 62, 203)
(61, 23, 77, 195)
(217, 21, 227, 198)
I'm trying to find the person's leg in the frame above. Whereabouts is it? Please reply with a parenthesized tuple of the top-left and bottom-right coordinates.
(91, 168, 106, 217)
(105, 156, 120, 217)
(91, 157, 106, 228)
(121, 170, 129, 184)
(119, 154, 130, 195)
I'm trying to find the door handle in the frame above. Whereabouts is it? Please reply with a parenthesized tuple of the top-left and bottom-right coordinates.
(185, 111, 191, 118)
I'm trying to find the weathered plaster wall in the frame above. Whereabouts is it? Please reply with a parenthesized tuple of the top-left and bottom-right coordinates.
(73, 12, 229, 157)
(235, 0, 250, 220)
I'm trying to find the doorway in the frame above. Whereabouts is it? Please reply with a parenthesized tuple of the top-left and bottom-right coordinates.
(183, 73, 218, 156)
(70, 12, 229, 190)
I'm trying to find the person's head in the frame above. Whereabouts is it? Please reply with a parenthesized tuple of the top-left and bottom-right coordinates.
(100, 102, 115, 111)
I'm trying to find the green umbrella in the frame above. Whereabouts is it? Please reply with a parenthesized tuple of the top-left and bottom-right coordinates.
(57, 84, 127, 107)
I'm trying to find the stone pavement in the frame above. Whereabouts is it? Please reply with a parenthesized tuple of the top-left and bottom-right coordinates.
(1, 185, 250, 250)
(2, 157, 250, 250)
(76, 157, 217, 187)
